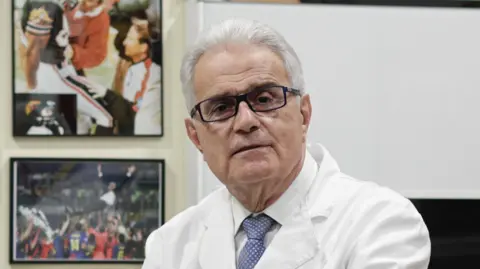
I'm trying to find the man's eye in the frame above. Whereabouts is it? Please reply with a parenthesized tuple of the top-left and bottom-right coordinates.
(257, 96, 273, 103)
(213, 103, 229, 112)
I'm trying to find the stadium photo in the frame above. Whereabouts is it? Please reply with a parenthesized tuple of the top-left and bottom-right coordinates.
(12, 0, 163, 136)
(9, 158, 164, 263)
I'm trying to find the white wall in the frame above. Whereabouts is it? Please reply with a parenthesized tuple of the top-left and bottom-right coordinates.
(188, 2, 480, 201)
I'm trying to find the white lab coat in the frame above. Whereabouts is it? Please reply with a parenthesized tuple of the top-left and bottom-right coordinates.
(142, 143, 431, 269)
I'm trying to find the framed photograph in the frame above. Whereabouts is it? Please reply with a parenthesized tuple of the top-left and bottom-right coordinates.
(9, 157, 165, 264)
(12, 0, 163, 137)
(201, 0, 480, 8)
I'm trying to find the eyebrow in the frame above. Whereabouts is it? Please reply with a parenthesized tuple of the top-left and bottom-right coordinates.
(205, 90, 237, 100)
(205, 81, 280, 100)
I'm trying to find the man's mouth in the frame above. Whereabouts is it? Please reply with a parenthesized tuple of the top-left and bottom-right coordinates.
(233, 145, 269, 155)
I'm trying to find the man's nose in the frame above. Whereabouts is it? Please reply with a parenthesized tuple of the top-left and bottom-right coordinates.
(232, 101, 259, 133)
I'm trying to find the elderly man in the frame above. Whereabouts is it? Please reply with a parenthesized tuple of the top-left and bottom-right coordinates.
(142, 19, 431, 269)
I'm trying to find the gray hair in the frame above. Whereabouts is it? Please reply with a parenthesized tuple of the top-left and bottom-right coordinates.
(180, 18, 306, 110)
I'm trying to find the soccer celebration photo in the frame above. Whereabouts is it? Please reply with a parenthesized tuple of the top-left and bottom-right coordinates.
(12, 0, 163, 137)
(9, 158, 164, 264)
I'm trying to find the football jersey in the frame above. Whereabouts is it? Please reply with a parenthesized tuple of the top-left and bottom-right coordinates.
(69, 231, 88, 258)
(16, 239, 28, 259)
(53, 235, 65, 258)
(112, 243, 126, 259)
(21, 0, 69, 64)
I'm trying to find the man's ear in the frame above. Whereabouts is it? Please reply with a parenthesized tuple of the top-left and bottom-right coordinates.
(300, 94, 312, 142)
(185, 118, 203, 153)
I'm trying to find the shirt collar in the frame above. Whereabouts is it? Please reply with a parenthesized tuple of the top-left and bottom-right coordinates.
(74, 6, 104, 19)
(231, 148, 318, 233)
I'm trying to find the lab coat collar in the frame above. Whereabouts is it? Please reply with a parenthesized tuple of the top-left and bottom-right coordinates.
(200, 190, 321, 269)
(306, 143, 341, 218)
(254, 144, 334, 269)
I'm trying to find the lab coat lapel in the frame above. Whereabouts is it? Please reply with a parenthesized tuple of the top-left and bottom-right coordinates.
(255, 203, 320, 269)
(198, 191, 236, 269)
(255, 144, 336, 269)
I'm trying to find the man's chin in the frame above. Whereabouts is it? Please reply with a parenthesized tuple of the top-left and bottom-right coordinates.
(232, 161, 274, 181)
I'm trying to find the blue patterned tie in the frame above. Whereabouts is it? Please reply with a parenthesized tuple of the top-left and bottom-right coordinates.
(237, 214, 276, 269)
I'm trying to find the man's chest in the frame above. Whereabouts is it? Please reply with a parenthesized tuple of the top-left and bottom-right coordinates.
(123, 67, 147, 102)
(167, 219, 354, 269)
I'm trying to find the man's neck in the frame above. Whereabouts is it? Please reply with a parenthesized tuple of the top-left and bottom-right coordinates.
(228, 152, 305, 213)
(131, 54, 148, 64)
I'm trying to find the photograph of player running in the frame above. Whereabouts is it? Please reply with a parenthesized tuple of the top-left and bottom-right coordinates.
(12, 0, 163, 136)
(9, 158, 164, 263)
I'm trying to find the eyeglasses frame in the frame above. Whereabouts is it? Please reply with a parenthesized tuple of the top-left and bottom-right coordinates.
(189, 85, 302, 123)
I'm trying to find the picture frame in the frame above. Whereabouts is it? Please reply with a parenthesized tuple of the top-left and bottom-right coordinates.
(9, 157, 165, 264)
(11, 0, 163, 137)
(200, 0, 480, 8)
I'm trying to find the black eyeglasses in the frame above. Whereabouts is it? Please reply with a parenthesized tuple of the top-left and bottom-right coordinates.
(190, 85, 301, 122)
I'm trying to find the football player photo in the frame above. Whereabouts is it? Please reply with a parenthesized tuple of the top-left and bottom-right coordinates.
(14, 93, 77, 136)
(10, 158, 164, 263)
(12, 0, 163, 137)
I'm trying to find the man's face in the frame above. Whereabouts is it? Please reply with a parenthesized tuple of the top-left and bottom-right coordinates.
(123, 26, 146, 58)
(186, 43, 312, 188)
(61, 0, 78, 11)
(78, 0, 100, 12)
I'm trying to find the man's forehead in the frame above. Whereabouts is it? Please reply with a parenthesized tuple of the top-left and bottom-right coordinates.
(193, 45, 288, 99)
(208, 78, 279, 95)
(126, 26, 136, 36)
(200, 43, 282, 69)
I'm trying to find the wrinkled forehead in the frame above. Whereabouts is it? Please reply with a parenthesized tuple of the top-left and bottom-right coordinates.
(192, 43, 289, 101)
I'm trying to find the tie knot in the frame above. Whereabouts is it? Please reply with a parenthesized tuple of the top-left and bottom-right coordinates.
(242, 214, 275, 240)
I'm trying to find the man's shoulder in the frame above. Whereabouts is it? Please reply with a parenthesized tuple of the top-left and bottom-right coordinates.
(88, 10, 110, 30)
(146, 187, 228, 244)
(316, 173, 413, 214)
(146, 63, 161, 89)
(99, 9, 110, 19)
